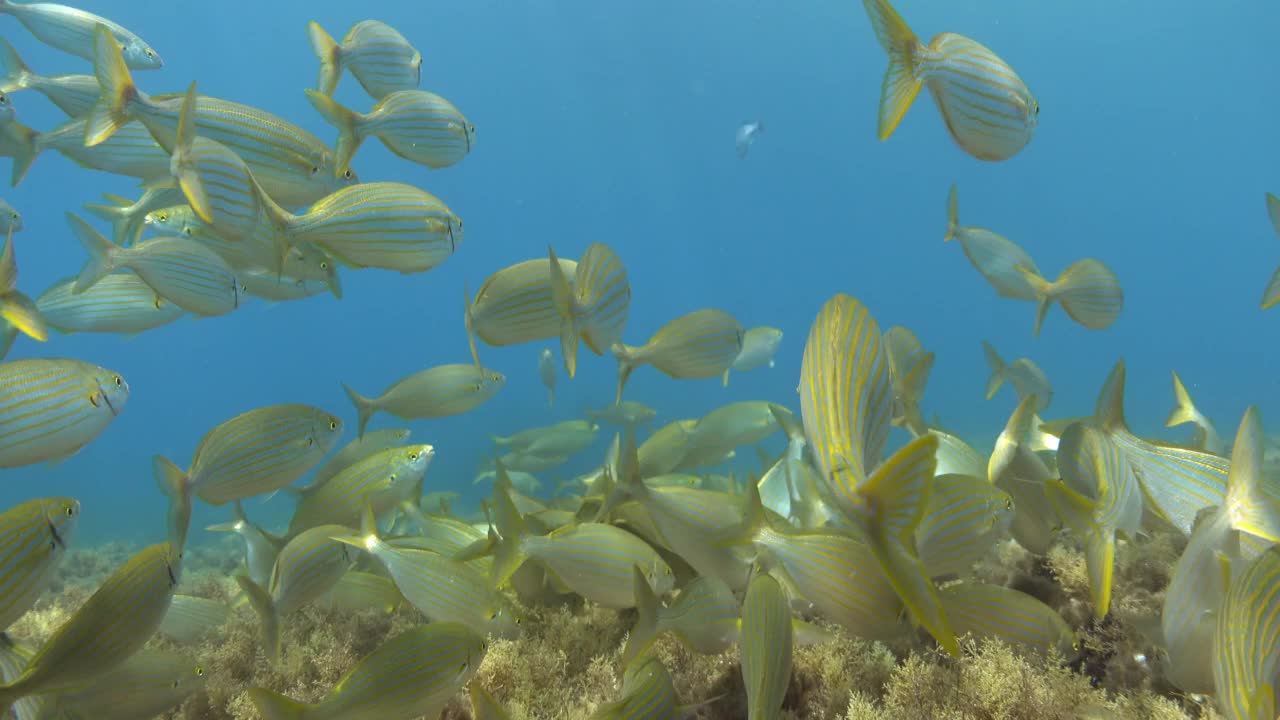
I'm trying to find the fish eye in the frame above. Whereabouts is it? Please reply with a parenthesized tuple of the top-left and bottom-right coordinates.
(195, 666, 203, 675)
(65, 505, 74, 516)
(328, 420, 338, 430)
(409, 452, 419, 461)
(320, 261, 329, 270)
(145, 49, 156, 58)
(1004, 498, 1013, 510)
(113, 375, 123, 386)
(156, 212, 167, 222)
(343, 169, 355, 180)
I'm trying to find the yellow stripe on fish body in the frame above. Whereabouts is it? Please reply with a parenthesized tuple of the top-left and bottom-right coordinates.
(309, 427, 412, 490)
(612, 308, 743, 402)
(175, 403, 344, 505)
(37, 118, 171, 184)
(929, 430, 986, 478)
(309, 20, 422, 100)
(945, 186, 1042, 301)
(1034, 258, 1124, 333)
(629, 480, 751, 590)
(343, 363, 504, 438)
(287, 444, 433, 535)
(0, 35, 102, 118)
(467, 257, 579, 354)
(624, 573, 740, 664)
(0, 497, 78, 630)
(307, 89, 474, 175)
(248, 622, 485, 720)
(741, 573, 792, 720)
(320, 570, 404, 613)
(940, 583, 1075, 656)
(47, 649, 206, 720)
(0, 542, 180, 715)
(1214, 545, 1280, 720)
(523, 522, 674, 609)
(565, 242, 631, 358)
(1, 4, 162, 69)
(286, 182, 463, 274)
(916, 473, 1012, 578)
(0, 358, 127, 468)
(0, 636, 43, 720)
(591, 654, 678, 720)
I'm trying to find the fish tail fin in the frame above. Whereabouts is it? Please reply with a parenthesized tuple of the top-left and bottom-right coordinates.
(0, 293, 44, 343)
(1043, 472, 1112, 618)
(0, 36, 31, 92)
(172, 81, 215, 224)
(612, 344, 636, 404)
(153, 455, 192, 552)
(860, 434, 958, 656)
(1053, 258, 1124, 331)
(341, 383, 374, 439)
(307, 21, 342, 97)
(713, 477, 769, 548)
(621, 564, 661, 665)
(303, 89, 361, 177)
(85, 24, 138, 146)
(547, 245, 579, 378)
(1165, 372, 1199, 428)
(236, 575, 281, 665)
(861, 0, 924, 141)
(67, 212, 120, 293)
(1260, 267, 1280, 310)
(1224, 407, 1280, 542)
(5, 121, 37, 186)
(247, 688, 307, 720)
(944, 184, 959, 241)
(988, 393, 1040, 484)
(490, 466, 529, 588)
(981, 340, 1005, 399)
(1093, 360, 1128, 432)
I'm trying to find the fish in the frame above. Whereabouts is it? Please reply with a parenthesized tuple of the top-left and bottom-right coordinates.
(613, 308, 743, 403)
(883, 325, 932, 436)
(287, 444, 433, 535)
(469, 684, 513, 720)
(308, 427, 412, 491)
(1165, 372, 1225, 455)
(0, 497, 78, 631)
(1214, 544, 1280, 720)
(307, 89, 474, 174)
(945, 185, 1042, 301)
(740, 572, 792, 720)
(591, 652, 679, 720)
(465, 256, 579, 366)
(982, 340, 1052, 414)
(548, 243, 631, 378)
(0, 3, 162, 69)
(916, 473, 1013, 579)
(248, 622, 486, 720)
(69, 213, 241, 317)
(0, 542, 181, 716)
(1020, 258, 1124, 337)
(236, 525, 353, 664)
(343, 363, 504, 438)
(861, 0, 1037, 161)
(83, 187, 186, 246)
(623, 568, 740, 664)
(241, 269, 332, 303)
(205, 500, 282, 589)
(320, 570, 404, 614)
(0, 358, 127, 468)
(0, 228, 45, 342)
(538, 348, 556, 407)
(940, 583, 1075, 656)
(987, 394, 1059, 555)
(1262, 192, 1280, 310)
(32, 117, 170, 185)
(43, 649, 206, 720)
(308, 20, 422, 99)
(724, 326, 782, 386)
(0, 35, 99, 117)
(735, 120, 764, 159)
(0, 199, 20, 234)
(688, 401, 781, 457)
(591, 401, 657, 427)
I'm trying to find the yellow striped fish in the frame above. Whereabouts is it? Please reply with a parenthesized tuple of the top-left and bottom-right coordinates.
(862, 0, 1037, 161)
(158, 594, 231, 644)
(1214, 543, 1280, 720)
(798, 294, 957, 655)
(945, 185, 1042, 301)
(1, 5, 161, 69)
(916, 473, 1013, 579)
(0, 35, 100, 118)
(241, 269, 330, 304)
(88, 28, 353, 207)
(281, 181, 463, 274)
(84, 187, 186, 246)
(309, 20, 422, 99)
(591, 653, 679, 720)
(307, 89, 474, 175)
(320, 570, 404, 614)
(982, 340, 1052, 414)
(206, 500, 282, 588)
(0, 542, 180, 716)
(249, 622, 486, 720)
(0, 228, 44, 342)
(613, 308, 743, 403)
(465, 256, 578, 366)
(0, 497, 78, 630)
(45, 649, 205, 720)
(153, 403, 343, 506)
(309, 427, 412, 490)
(0, 636, 42, 720)
(287, 444, 433, 535)
(236, 524, 353, 664)
(0, 358, 127, 468)
(987, 394, 1059, 556)
(1020, 258, 1124, 337)
(34, 118, 171, 185)
(940, 583, 1075, 656)
(343, 363, 504, 438)
(741, 572, 792, 720)
(637, 418, 697, 477)
(1262, 192, 1280, 310)
(68, 213, 240, 318)
(624, 567, 739, 664)
(547, 243, 632, 378)
(331, 503, 520, 638)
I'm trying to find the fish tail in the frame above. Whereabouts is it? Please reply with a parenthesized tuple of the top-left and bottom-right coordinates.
(980, 340, 1005, 399)
(247, 688, 307, 720)
(172, 81, 214, 224)
(153, 455, 192, 552)
(620, 565, 661, 665)
(547, 245, 580, 378)
(5, 121, 38, 186)
(612, 344, 636, 405)
(1165, 372, 1199, 428)
(861, 0, 924, 141)
(303, 89, 362, 177)
(1225, 407, 1280, 542)
(67, 212, 120, 294)
(1052, 259, 1124, 332)
(0, 36, 31, 92)
(86, 24, 138, 146)
(236, 575, 282, 665)
(341, 383, 374, 439)
(1044, 474, 1112, 618)
(307, 21, 342, 97)
(0, 293, 43, 342)
(944, 184, 959, 241)
(490, 469, 529, 587)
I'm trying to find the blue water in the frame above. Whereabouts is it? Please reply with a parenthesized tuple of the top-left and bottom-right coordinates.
(0, 0, 1276, 545)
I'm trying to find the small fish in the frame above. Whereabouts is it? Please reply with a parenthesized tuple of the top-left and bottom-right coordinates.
(44, 649, 206, 720)
(623, 569, 739, 664)
(0, 228, 45, 342)
(590, 401, 657, 427)
(205, 500, 282, 588)
(689, 401, 780, 456)
(0, 358, 127, 468)
(0, 542, 181, 716)
(307, 89, 474, 175)
(940, 583, 1075, 656)
(249, 622, 486, 720)
(69, 213, 241, 317)
(501, 420, 598, 459)
(241, 269, 332, 303)
(0, 4, 162, 69)
(862, 0, 1036, 161)
(308, 20, 422, 99)
(1262, 192, 1280, 310)
(916, 473, 1013, 578)
(343, 363, 504, 438)
(724, 326, 782, 386)
(158, 594, 231, 644)
(591, 652, 679, 720)
(0, 199, 20, 234)
(320, 570, 404, 613)
(613, 308, 743, 403)
(465, 256, 578, 365)
(740, 572, 792, 720)
(982, 340, 1052, 414)
(987, 395, 1059, 556)
(538, 348, 556, 407)
(945, 185, 1043, 301)
(0, 497, 78, 631)
(548, 243, 631, 378)
(0, 35, 99, 117)
(735, 120, 763, 159)
(0, 109, 34, 186)
(1165, 371, 1224, 455)
(309, 427, 412, 490)
(287, 444, 433, 535)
